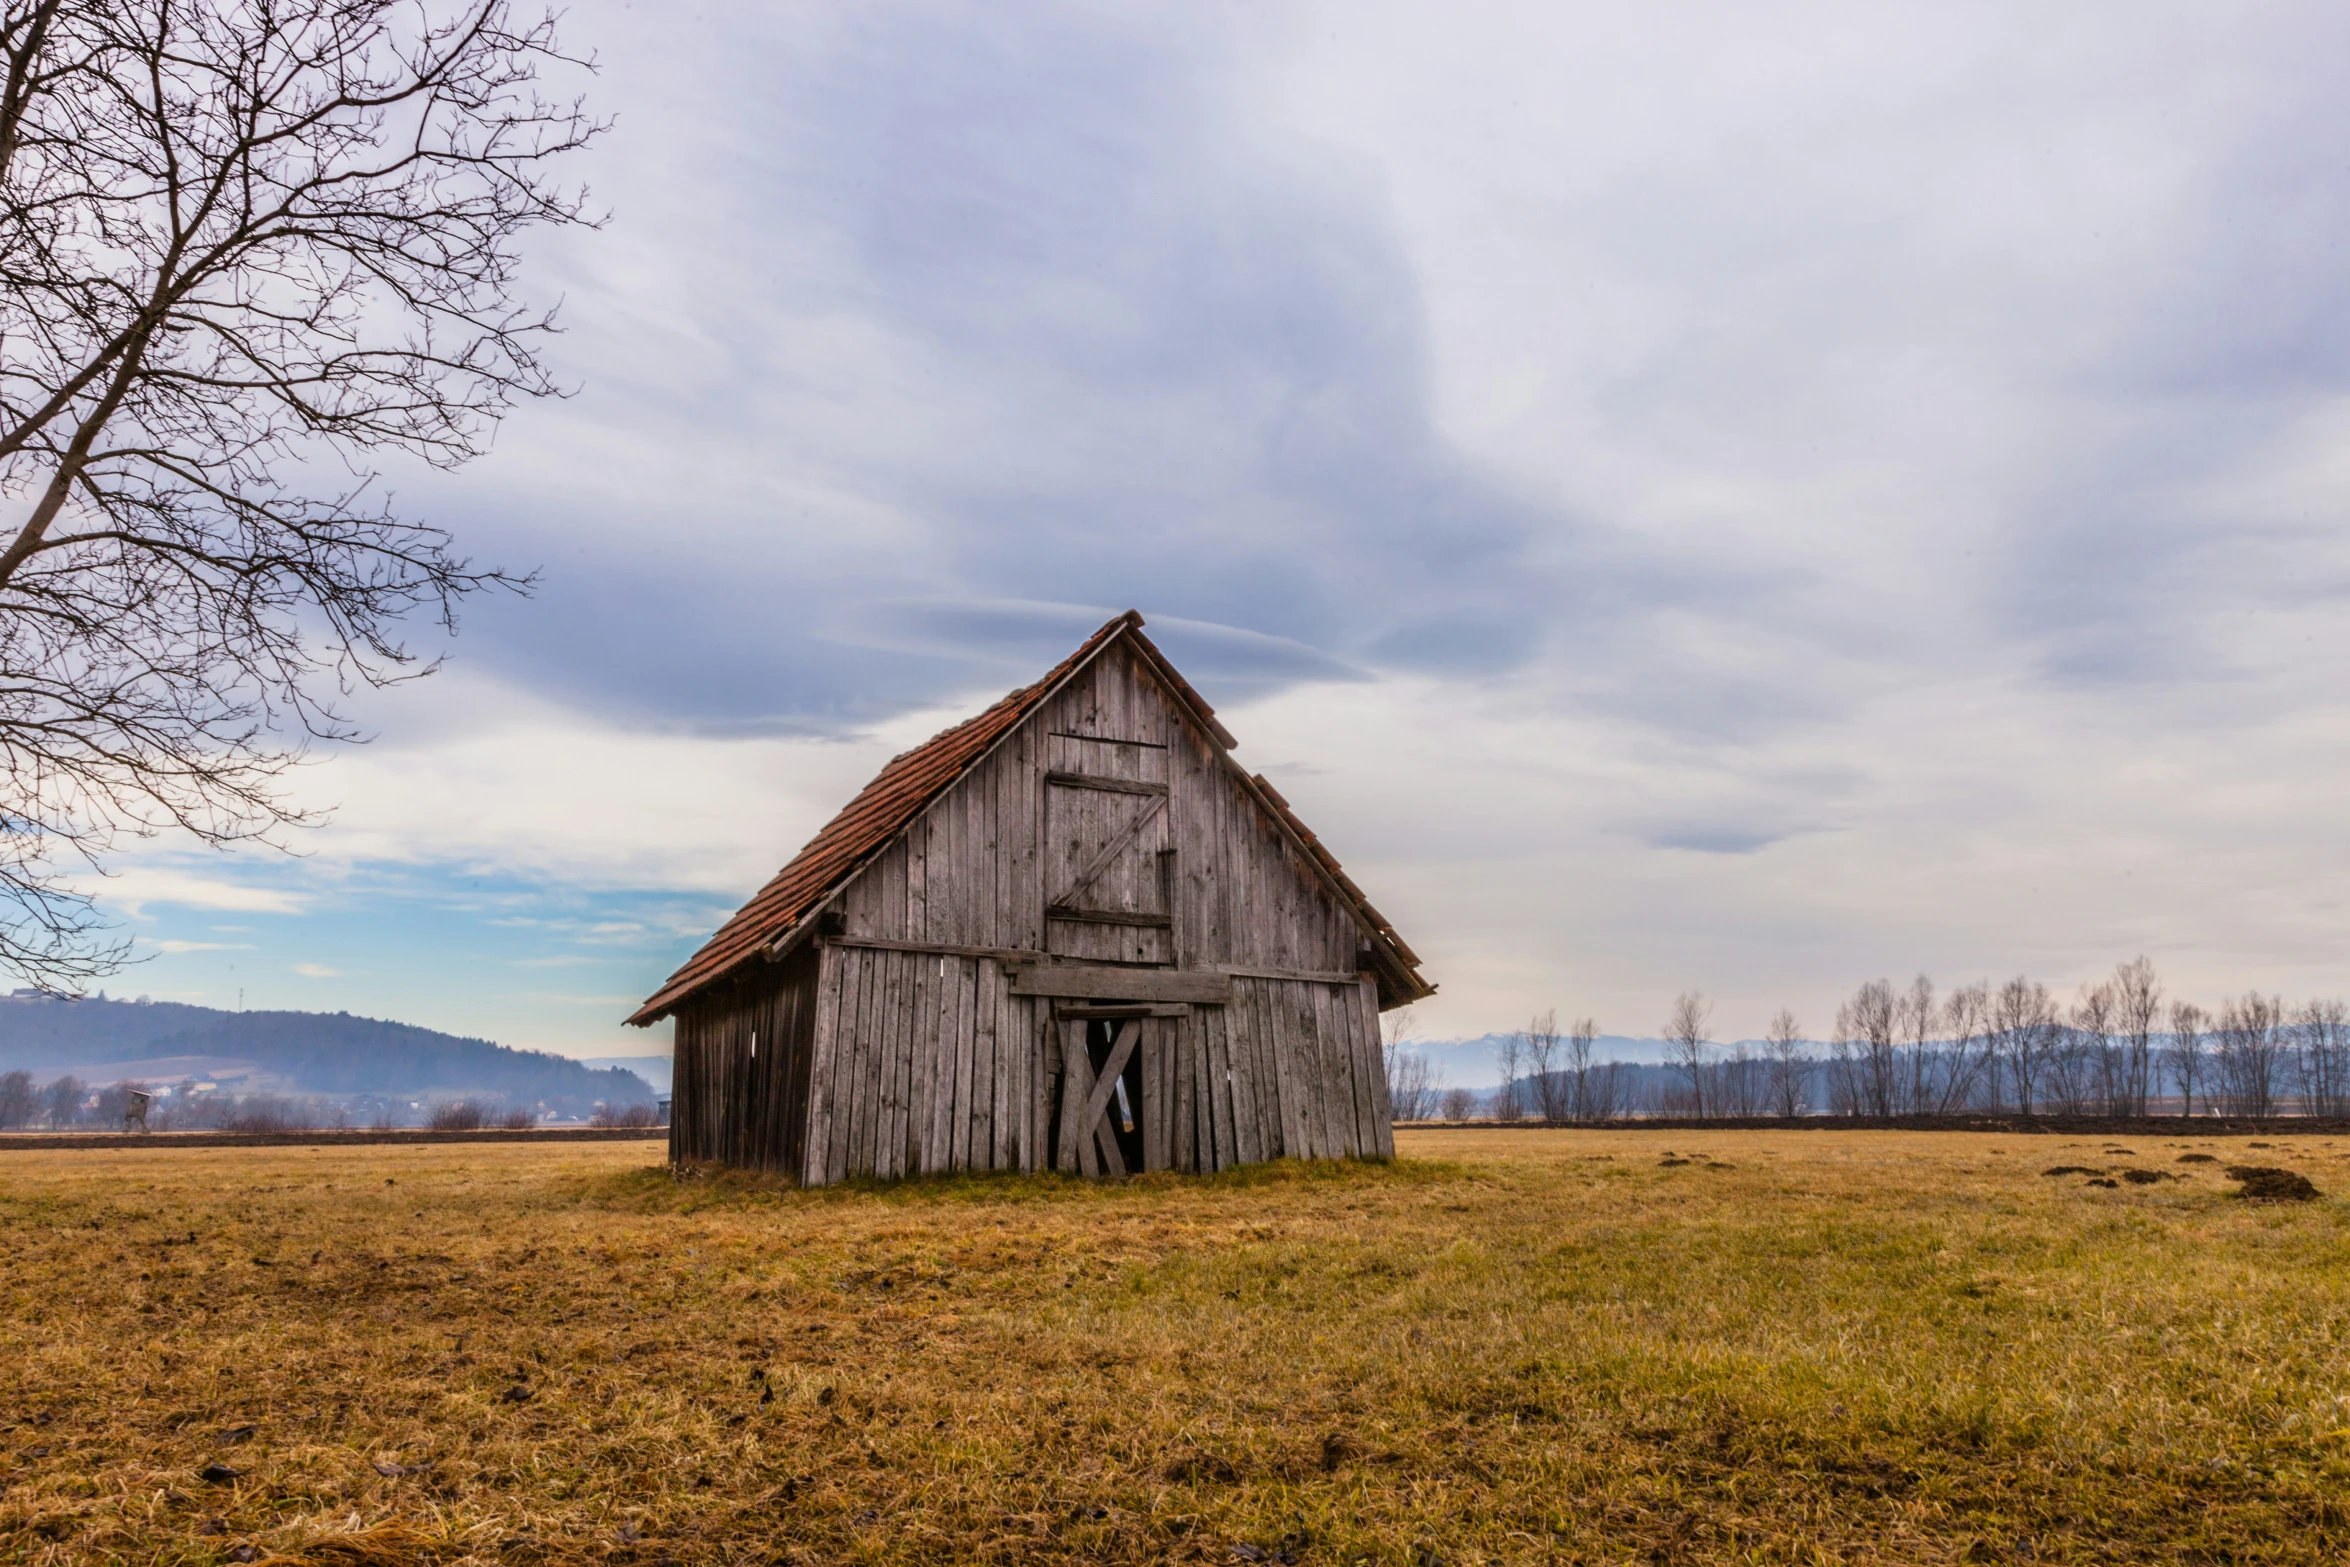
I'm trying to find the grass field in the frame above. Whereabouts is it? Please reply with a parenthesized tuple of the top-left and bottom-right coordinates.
(4, 1129, 2349, 1565)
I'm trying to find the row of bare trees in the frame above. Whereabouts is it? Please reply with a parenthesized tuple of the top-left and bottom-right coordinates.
(1384, 957, 2350, 1124)
(1813, 960, 2349, 1120)
(1490, 1011, 1634, 1123)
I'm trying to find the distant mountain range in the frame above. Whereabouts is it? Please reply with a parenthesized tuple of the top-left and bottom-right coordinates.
(0, 993, 655, 1108)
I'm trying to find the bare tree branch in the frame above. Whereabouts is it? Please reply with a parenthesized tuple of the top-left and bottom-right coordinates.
(0, 0, 600, 986)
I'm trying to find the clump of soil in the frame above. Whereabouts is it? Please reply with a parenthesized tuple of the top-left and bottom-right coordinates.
(2226, 1166, 2320, 1203)
(1165, 1450, 1239, 1484)
(2042, 1166, 2102, 1177)
(2177, 1153, 2218, 1164)
(2247, 1141, 2274, 1149)
(2085, 1177, 2120, 1188)
(1658, 1157, 1691, 1167)
(2120, 1169, 2172, 1185)
(2103, 1148, 2138, 1156)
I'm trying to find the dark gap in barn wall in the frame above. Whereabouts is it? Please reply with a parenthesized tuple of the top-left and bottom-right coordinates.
(671, 943, 820, 1173)
(1086, 1017, 1146, 1172)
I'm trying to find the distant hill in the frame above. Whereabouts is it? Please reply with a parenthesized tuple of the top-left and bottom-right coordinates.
(0, 993, 654, 1107)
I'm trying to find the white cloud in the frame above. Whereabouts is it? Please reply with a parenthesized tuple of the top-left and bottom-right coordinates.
(293, 962, 342, 979)
(275, 664, 991, 899)
(93, 866, 309, 919)
(146, 940, 257, 954)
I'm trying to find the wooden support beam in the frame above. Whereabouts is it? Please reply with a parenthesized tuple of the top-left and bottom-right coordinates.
(1211, 964, 1370, 985)
(1044, 769, 1168, 797)
(1054, 1002, 1192, 1021)
(827, 936, 1044, 962)
(1010, 964, 1232, 1003)
(1046, 905, 1173, 929)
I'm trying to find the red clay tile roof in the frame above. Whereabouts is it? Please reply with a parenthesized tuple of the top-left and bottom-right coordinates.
(627, 611, 1432, 1025)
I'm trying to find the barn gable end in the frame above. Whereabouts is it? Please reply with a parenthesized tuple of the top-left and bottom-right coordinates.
(641, 612, 1432, 1184)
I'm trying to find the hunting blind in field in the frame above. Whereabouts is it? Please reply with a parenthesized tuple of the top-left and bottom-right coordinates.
(629, 611, 1433, 1184)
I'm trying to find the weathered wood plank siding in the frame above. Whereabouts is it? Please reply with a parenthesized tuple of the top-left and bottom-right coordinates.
(668, 943, 820, 1173)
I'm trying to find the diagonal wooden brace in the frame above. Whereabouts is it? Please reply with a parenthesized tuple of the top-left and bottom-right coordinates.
(1077, 1019, 1140, 1178)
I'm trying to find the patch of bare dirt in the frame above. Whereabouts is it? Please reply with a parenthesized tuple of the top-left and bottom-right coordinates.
(2226, 1166, 2320, 1202)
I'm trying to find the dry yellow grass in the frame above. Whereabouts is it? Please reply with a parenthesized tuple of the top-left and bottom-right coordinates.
(4, 1127, 2350, 1565)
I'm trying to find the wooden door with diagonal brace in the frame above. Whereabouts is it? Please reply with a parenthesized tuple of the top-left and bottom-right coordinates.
(1052, 1006, 1189, 1177)
(1042, 733, 1172, 965)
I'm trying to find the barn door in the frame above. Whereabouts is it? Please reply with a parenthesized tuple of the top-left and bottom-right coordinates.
(1043, 733, 1172, 964)
(1053, 1010, 1176, 1178)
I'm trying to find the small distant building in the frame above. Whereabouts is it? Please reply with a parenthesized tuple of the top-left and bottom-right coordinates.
(628, 612, 1433, 1183)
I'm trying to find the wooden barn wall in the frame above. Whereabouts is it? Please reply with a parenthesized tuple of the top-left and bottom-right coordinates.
(796, 640, 1394, 1182)
(669, 944, 820, 1172)
(797, 945, 1038, 1184)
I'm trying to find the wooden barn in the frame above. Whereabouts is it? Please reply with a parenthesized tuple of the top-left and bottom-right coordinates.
(627, 611, 1434, 1183)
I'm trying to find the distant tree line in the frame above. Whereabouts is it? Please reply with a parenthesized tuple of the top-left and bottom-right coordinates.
(0, 1070, 655, 1132)
(1382, 958, 2350, 1124)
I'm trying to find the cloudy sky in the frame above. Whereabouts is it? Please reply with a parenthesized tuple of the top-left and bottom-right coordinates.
(102, 0, 2350, 1082)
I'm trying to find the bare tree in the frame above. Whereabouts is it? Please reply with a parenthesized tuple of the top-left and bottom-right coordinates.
(0, 1066, 32, 1127)
(1437, 1085, 1478, 1122)
(1381, 1009, 1439, 1122)
(1662, 990, 1713, 1118)
(1821, 1034, 1860, 1116)
(2294, 998, 2350, 1120)
(1763, 1008, 1807, 1117)
(1386, 1050, 1440, 1123)
(1835, 979, 1898, 1117)
(2213, 993, 2285, 1121)
(40, 1070, 81, 1126)
(2164, 1000, 2208, 1118)
(1523, 1010, 1561, 1123)
(1934, 981, 1994, 1113)
(0, 0, 600, 986)
(1993, 976, 2055, 1115)
(1492, 1027, 1523, 1122)
(1561, 1014, 1596, 1122)
(1720, 1041, 1762, 1118)
(2070, 979, 2119, 1116)
(1894, 975, 1936, 1114)
(2110, 957, 2161, 1118)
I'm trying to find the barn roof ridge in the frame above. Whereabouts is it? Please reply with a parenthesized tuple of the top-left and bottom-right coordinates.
(626, 611, 1428, 1026)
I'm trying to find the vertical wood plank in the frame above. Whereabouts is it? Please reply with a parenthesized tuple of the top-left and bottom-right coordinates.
(1059, 1017, 1095, 1177)
(1305, 982, 1344, 1157)
(1224, 990, 1256, 1165)
(1141, 1019, 1166, 1173)
(1259, 980, 1301, 1159)
(1312, 983, 1351, 1159)
(845, 949, 879, 1179)
(1335, 980, 1369, 1158)
(1358, 978, 1395, 1159)
(948, 954, 977, 1170)
(896, 947, 924, 1179)
(1208, 1003, 1241, 1169)
(934, 953, 963, 1173)
(1026, 999, 1049, 1174)
(866, 947, 901, 1179)
(972, 956, 1002, 1170)
(1172, 1011, 1193, 1173)
(822, 951, 855, 1183)
(908, 950, 937, 1175)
